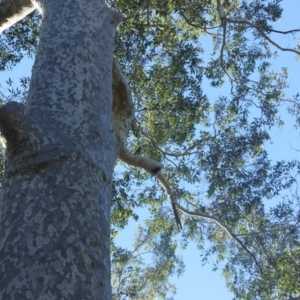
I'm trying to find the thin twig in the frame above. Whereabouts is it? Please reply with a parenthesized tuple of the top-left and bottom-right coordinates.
(219, 19, 234, 83)
(141, 130, 198, 157)
(235, 227, 287, 237)
(185, 198, 202, 210)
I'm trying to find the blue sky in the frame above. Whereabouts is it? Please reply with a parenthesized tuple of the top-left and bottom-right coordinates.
(0, 1, 299, 299)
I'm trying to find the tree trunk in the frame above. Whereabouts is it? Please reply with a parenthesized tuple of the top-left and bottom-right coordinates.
(0, 0, 121, 299)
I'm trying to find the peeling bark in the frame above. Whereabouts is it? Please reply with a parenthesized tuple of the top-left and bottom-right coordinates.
(0, 0, 121, 299)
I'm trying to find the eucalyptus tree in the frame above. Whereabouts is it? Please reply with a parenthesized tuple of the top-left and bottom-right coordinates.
(0, 0, 300, 299)
(0, 1, 121, 299)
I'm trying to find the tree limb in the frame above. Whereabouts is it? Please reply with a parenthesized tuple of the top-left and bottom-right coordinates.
(177, 202, 262, 273)
(112, 58, 182, 230)
(225, 17, 300, 56)
(0, 0, 35, 33)
(216, 0, 225, 20)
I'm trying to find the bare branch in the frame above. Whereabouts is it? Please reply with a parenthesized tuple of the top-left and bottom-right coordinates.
(156, 172, 182, 230)
(113, 58, 182, 229)
(185, 198, 202, 210)
(216, 0, 225, 20)
(267, 28, 300, 35)
(178, 6, 220, 35)
(0, 0, 35, 33)
(177, 203, 262, 273)
(256, 27, 300, 56)
(177, 203, 232, 236)
(219, 19, 234, 84)
(225, 17, 300, 56)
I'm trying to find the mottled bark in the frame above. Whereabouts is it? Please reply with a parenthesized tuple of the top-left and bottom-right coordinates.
(0, 0, 121, 299)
